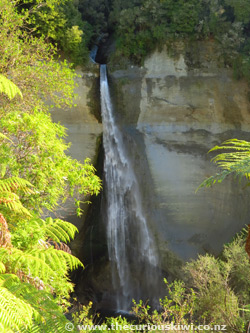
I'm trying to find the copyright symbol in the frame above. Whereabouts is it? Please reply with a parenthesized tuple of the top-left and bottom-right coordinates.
(65, 322, 74, 331)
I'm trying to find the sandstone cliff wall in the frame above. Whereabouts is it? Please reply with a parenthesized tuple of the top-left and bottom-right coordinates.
(109, 41, 250, 265)
(51, 66, 102, 234)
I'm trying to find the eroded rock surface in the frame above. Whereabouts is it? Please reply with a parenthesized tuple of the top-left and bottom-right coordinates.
(109, 41, 250, 265)
(51, 66, 102, 234)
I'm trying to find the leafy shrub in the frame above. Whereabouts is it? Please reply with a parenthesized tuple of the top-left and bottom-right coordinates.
(222, 232, 250, 305)
(186, 255, 240, 328)
(17, 0, 91, 65)
(133, 279, 196, 326)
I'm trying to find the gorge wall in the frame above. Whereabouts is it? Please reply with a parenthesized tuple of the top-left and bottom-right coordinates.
(51, 65, 102, 233)
(53, 41, 250, 307)
(108, 40, 250, 266)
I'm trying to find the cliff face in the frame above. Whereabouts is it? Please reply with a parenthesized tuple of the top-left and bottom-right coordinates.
(109, 40, 250, 265)
(51, 66, 102, 233)
(53, 43, 250, 308)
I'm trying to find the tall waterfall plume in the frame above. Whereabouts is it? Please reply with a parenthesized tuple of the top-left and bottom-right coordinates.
(100, 64, 159, 311)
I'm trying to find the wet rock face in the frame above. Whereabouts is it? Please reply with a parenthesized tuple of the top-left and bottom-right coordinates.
(109, 40, 250, 267)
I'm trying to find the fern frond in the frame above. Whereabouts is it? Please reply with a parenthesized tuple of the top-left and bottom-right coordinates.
(0, 177, 34, 194)
(198, 139, 250, 190)
(26, 317, 71, 333)
(0, 247, 82, 288)
(0, 248, 55, 284)
(44, 217, 78, 243)
(0, 192, 32, 216)
(0, 274, 71, 332)
(31, 248, 83, 276)
(0, 285, 34, 331)
(0, 74, 23, 100)
(0, 177, 34, 216)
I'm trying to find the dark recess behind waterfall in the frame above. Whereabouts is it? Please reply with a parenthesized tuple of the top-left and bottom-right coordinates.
(95, 34, 115, 64)
(71, 134, 112, 308)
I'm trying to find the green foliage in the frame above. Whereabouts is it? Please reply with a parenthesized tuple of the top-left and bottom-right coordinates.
(0, 108, 101, 213)
(0, 177, 33, 217)
(105, 0, 250, 80)
(43, 217, 78, 244)
(0, 0, 101, 214)
(186, 254, 240, 328)
(0, 0, 76, 109)
(198, 139, 250, 190)
(0, 179, 83, 331)
(72, 301, 96, 329)
(108, 0, 203, 64)
(78, 0, 110, 40)
(0, 75, 23, 100)
(0, 1, 101, 331)
(60, 0, 93, 64)
(225, 0, 250, 25)
(18, 0, 91, 65)
(185, 236, 250, 332)
(222, 233, 250, 305)
(0, 275, 71, 332)
(62, 25, 84, 61)
(133, 279, 196, 326)
(0, 276, 35, 332)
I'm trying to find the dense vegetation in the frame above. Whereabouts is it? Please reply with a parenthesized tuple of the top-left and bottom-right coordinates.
(109, 0, 250, 74)
(72, 232, 250, 332)
(18, 0, 249, 78)
(77, 0, 250, 82)
(0, 0, 101, 331)
(12, 0, 95, 65)
(15, 0, 249, 78)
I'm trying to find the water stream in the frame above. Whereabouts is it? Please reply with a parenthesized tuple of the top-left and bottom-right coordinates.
(100, 64, 159, 311)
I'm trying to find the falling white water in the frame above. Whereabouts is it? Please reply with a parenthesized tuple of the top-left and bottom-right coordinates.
(100, 65, 159, 311)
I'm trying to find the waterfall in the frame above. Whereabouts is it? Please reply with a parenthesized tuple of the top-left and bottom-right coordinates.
(90, 45, 98, 64)
(100, 65, 159, 311)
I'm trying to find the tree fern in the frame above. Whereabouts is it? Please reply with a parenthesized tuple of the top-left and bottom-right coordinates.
(0, 178, 82, 331)
(43, 217, 78, 243)
(0, 248, 56, 284)
(0, 177, 34, 216)
(0, 74, 23, 100)
(0, 262, 6, 273)
(0, 274, 37, 332)
(0, 177, 33, 194)
(34, 247, 83, 272)
(198, 139, 250, 190)
(0, 247, 82, 294)
(0, 233, 81, 331)
(0, 286, 34, 331)
(11, 216, 79, 251)
(0, 274, 72, 333)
